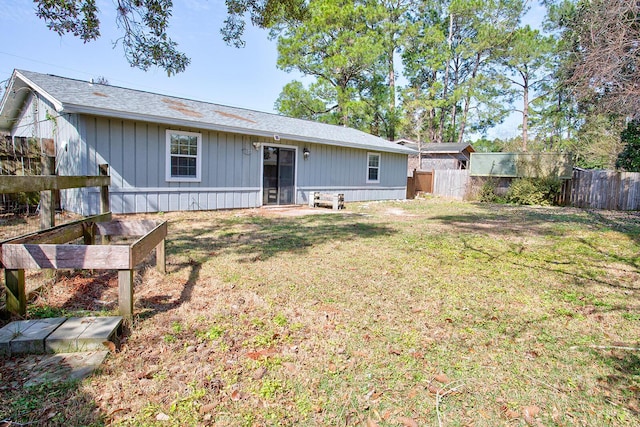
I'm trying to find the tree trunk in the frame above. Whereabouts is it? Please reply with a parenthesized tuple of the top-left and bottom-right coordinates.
(522, 69, 529, 151)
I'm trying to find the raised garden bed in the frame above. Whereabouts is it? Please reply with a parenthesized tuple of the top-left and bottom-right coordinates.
(1, 214, 167, 319)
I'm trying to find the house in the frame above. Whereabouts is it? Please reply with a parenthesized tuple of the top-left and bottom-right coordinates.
(0, 69, 415, 214)
(395, 140, 474, 174)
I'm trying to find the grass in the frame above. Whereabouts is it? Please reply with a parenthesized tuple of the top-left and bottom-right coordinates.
(1, 198, 639, 426)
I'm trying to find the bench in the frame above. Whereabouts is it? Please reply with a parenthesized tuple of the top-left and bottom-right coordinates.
(309, 192, 345, 210)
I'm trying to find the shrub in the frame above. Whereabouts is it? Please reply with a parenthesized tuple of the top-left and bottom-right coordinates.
(507, 177, 562, 206)
(478, 178, 505, 203)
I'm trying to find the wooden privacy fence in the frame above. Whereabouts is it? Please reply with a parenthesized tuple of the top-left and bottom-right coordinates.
(433, 170, 470, 200)
(408, 169, 470, 199)
(408, 167, 640, 210)
(570, 169, 640, 210)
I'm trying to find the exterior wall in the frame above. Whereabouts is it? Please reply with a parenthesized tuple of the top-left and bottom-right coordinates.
(74, 115, 263, 214)
(14, 106, 408, 214)
(421, 157, 460, 170)
(295, 142, 407, 203)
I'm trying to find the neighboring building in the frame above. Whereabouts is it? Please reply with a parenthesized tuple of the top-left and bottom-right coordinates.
(0, 69, 415, 214)
(395, 140, 474, 174)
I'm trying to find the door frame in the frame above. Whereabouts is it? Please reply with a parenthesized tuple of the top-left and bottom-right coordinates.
(258, 142, 299, 206)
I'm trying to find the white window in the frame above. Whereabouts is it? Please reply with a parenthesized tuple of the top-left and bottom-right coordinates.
(166, 130, 202, 182)
(367, 152, 380, 183)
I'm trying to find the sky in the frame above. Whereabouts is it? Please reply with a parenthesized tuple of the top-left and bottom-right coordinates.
(0, 0, 546, 140)
(0, 0, 301, 113)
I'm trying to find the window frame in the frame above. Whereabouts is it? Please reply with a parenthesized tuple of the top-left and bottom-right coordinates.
(366, 152, 381, 183)
(165, 129, 202, 182)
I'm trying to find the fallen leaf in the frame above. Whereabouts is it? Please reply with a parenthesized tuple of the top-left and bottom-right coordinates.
(230, 390, 242, 401)
(366, 417, 379, 427)
(388, 347, 402, 355)
(407, 387, 420, 399)
(282, 362, 297, 374)
(500, 405, 520, 420)
(200, 403, 217, 414)
(246, 348, 276, 360)
(252, 366, 267, 380)
(156, 412, 170, 421)
(434, 373, 450, 384)
(397, 416, 419, 427)
(103, 340, 117, 353)
(428, 384, 442, 395)
(523, 405, 540, 425)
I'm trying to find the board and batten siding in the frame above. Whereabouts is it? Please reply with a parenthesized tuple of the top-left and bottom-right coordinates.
(12, 96, 407, 214)
(65, 115, 262, 214)
(296, 142, 407, 203)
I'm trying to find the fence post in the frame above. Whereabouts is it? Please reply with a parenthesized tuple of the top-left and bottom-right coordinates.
(99, 164, 110, 214)
(99, 164, 110, 245)
(39, 155, 55, 230)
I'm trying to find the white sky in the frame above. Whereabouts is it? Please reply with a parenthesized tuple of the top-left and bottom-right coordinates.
(0, 0, 546, 141)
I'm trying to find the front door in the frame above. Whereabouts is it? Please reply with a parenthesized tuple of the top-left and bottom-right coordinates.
(263, 146, 295, 205)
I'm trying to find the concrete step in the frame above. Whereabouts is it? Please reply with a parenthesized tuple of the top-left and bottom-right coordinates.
(0, 316, 122, 357)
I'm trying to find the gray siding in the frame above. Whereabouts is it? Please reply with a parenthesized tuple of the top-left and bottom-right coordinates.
(13, 107, 407, 214)
(296, 142, 407, 203)
(74, 115, 263, 214)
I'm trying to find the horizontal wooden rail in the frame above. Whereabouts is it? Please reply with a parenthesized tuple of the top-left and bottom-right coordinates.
(0, 175, 110, 193)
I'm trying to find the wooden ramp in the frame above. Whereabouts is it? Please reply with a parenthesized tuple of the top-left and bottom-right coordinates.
(0, 316, 122, 356)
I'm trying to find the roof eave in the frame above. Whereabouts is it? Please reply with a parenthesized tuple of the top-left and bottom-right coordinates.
(63, 104, 416, 155)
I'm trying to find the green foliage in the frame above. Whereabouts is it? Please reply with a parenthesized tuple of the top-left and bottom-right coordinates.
(34, 0, 306, 75)
(478, 178, 505, 203)
(616, 121, 640, 172)
(506, 177, 562, 206)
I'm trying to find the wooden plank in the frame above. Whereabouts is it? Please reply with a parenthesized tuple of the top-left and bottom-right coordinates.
(1, 244, 130, 269)
(156, 239, 166, 274)
(130, 221, 168, 266)
(0, 175, 110, 194)
(40, 156, 56, 230)
(118, 270, 134, 320)
(99, 164, 110, 215)
(5, 269, 26, 316)
(95, 220, 159, 236)
(0, 213, 112, 245)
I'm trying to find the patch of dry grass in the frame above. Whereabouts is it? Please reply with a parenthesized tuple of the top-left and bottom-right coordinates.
(1, 199, 639, 426)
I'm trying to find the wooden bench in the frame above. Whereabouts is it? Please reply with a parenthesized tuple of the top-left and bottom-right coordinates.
(309, 192, 345, 210)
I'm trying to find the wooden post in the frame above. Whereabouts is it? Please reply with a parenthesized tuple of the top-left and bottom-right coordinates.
(99, 164, 110, 244)
(99, 164, 110, 213)
(118, 269, 134, 320)
(156, 239, 166, 274)
(39, 155, 55, 230)
(5, 269, 26, 316)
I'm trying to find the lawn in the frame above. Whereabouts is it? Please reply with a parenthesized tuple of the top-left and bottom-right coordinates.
(1, 198, 639, 426)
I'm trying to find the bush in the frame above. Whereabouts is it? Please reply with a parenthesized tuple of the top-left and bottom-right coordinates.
(478, 178, 506, 203)
(506, 177, 562, 206)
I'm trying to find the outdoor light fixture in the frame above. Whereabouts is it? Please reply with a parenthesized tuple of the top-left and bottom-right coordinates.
(303, 147, 310, 160)
(252, 142, 260, 150)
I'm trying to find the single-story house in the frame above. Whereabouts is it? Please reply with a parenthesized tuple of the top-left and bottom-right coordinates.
(0, 69, 415, 214)
(395, 140, 474, 174)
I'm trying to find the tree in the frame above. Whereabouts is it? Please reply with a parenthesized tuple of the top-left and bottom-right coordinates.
(34, 0, 307, 75)
(558, 0, 640, 119)
(400, 0, 526, 144)
(616, 121, 640, 172)
(274, 0, 388, 134)
(500, 26, 556, 151)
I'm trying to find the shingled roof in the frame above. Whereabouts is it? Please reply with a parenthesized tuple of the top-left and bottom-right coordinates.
(0, 69, 415, 155)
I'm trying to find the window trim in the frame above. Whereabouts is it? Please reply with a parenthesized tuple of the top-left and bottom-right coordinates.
(366, 152, 381, 183)
(165, 129, 202, 182)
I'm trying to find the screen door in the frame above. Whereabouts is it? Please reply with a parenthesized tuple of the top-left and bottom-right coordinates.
(263, 146, 295, 205)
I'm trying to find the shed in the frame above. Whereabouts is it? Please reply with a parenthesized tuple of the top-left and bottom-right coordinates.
(0, 69, 415, 214)
(395, 140, 474, 174)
